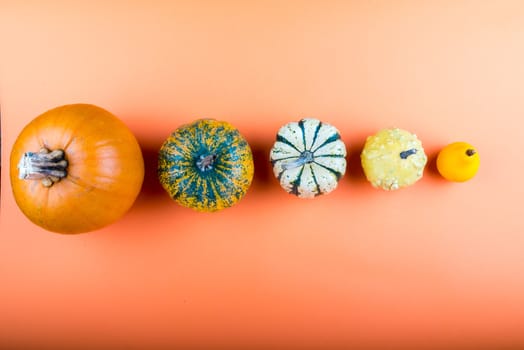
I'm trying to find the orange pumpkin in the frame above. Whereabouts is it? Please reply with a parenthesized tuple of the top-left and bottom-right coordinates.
(9, 104, 144, 234)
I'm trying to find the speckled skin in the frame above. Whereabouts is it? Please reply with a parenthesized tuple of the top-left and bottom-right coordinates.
(270, 118, 347, 198)
(158, 119, 254, 212)
(361, 128, 427, 191)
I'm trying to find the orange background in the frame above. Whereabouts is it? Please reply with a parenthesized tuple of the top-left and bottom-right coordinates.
(1, 1, 524, 349)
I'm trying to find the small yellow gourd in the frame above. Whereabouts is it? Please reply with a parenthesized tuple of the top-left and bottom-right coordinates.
(361, 128, 427, 190)
(436, 142, 480, 182)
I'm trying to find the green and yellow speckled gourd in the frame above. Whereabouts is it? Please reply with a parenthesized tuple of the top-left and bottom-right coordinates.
(158, 119, 254, 212)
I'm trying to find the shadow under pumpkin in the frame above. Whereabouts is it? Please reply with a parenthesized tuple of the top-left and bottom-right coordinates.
(248, 139, 280, 194)
(131, 138, 172, 211)
(345, 141, 368, 185)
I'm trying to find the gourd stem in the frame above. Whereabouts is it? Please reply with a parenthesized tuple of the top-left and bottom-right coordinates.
(18, 148, 68, 187)
(400, 148, 417, 159)
(196, 154, 217, 171)
(282, 151, 314, 170)
(466, 149, 476, 157)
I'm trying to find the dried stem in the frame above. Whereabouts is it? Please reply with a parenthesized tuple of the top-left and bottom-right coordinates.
(18, 147, 68, 187)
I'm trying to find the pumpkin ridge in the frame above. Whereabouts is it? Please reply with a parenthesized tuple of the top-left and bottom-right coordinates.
(209, 180, 230, 210)
(271, 142, 301, 160)
(50, 183, 98, 232)
(28, 114, 51, 151)
(314, 154, 346, 158)
(61, 135, 76, 152)
(192, 176, 205, 204)
(276, 134, 302, 153)
(310, 120, 323, 151)
(47, 105, 92, 151)
(175, 128, 197, 148)
(216, 155, 244, 173)
(22, 185, 49, 229)
(298, 120, 307, 151)
(212, 129, 238, 151)
(201, 178, 215, 206)
(40, 184, 50, 224)
(212, 168, 237, 194)
(214, 164, 240, 180)
(308, 163, 322, 196)
(203, 178, 217, 204)
(313, 160, 343, 180)
(270, 155, 299, 166)
(312, 132, 341, 153)
(173, 171, 200, 200)
(59, 120, 86, 151)
(64, 176, 100, 194)
(65, 175, 134, 197)
(289, 165, 305, 196)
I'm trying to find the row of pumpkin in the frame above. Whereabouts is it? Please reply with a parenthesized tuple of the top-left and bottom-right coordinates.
(9, 104, 480, 234)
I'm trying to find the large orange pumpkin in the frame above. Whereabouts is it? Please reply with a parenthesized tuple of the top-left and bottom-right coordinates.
(9, 104, 144, 234)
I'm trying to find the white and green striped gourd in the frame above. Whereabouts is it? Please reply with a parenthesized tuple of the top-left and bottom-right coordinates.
(270, 118, 347, 198)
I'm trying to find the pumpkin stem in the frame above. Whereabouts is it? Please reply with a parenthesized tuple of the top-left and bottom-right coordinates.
(282, 151, 315, 170)
(17, 147, 68, 187)
(196, 154, 217, 171)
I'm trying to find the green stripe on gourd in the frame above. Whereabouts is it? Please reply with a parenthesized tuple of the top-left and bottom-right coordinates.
(270, 118, 347, 198)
